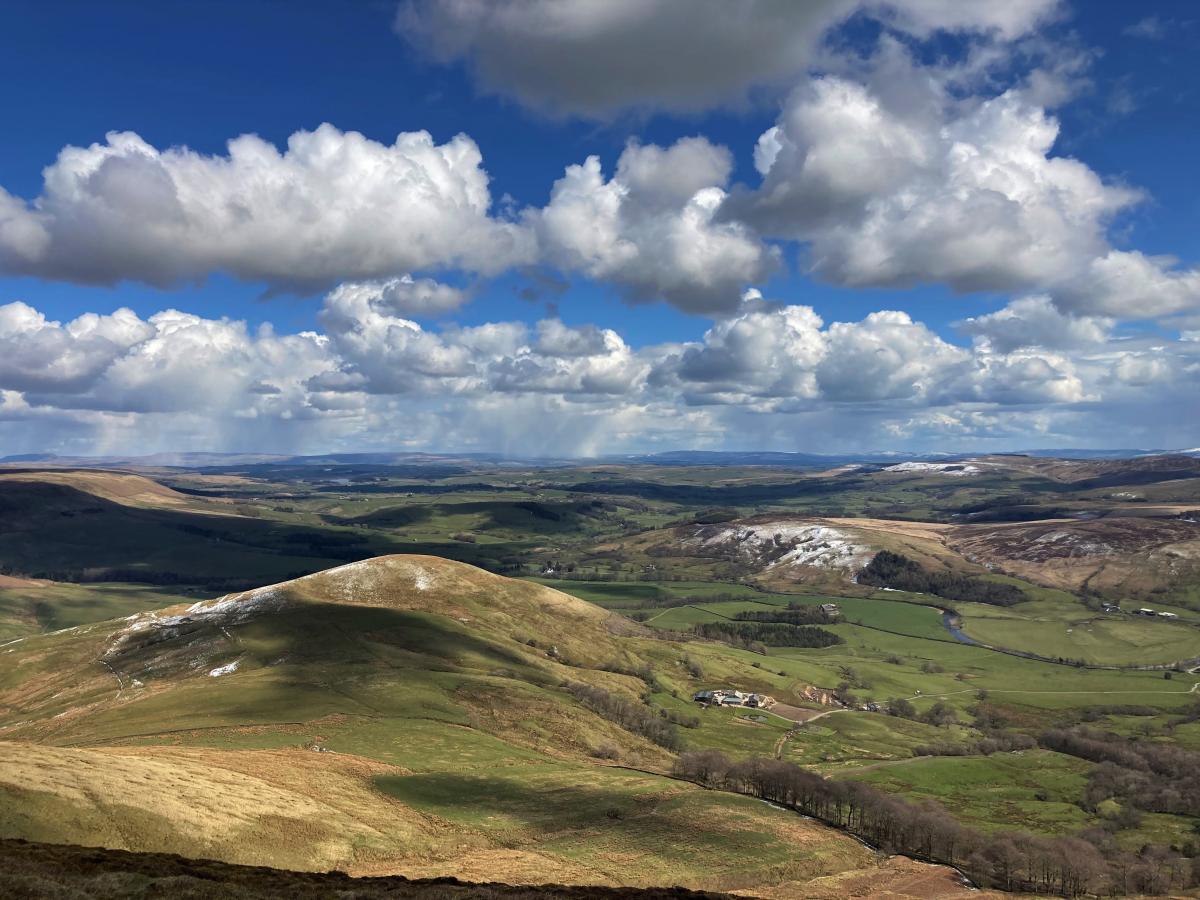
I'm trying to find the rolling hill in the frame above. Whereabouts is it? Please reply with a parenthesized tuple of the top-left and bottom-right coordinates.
(0, 555, 975, 897)
(0, 475, 411, 592)
(0, 469, 227, 513)
(598, 510, 1200, 605)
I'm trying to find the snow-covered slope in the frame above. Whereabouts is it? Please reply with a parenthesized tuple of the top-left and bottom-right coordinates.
(882, 461, 981, 476)
(688, 522, 874, 572)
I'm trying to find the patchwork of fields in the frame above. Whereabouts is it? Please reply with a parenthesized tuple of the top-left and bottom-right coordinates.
(1, 457, 1199, 895)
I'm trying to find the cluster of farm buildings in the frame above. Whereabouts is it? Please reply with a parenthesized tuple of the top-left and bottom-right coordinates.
(692, 688, 776, 709)
(1101, 601, 1178, 619)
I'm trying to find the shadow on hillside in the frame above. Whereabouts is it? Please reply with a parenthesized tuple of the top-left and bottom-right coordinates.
(0, 481, 532, 590)
(373, 771, 697, 837)
(0, 481, 380, 590)
(0, 838, 733, 899)
(106, 599, 549, 689)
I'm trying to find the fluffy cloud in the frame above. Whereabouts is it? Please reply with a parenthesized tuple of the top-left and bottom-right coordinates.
(0, 302, 153, 392)
(818, 311, 968, 402)
(737, 71, 1139, 295)
(0, 128, 779, 313)
(655, 300, 1089, 411)
(5, 35, 1193, 323)
(532, 138, 777, 313)
(2, 291, 1197, 456)
(725, 43, 1200, 321)
(1056, 251, 1200, 318)
(317, 284, 482, 394)
(669, 302, 827, 403)
(396, 0, 854, 118)
(325, 277, 469, 319)
(0, 125, 533, 291)
(395, 0, 1061, 118)
(866, 0, 1061, 39)
(316, 283, 648, 398)
(7, 2, 1190, 330)
(24, 310, 334, 419)
(490, 322, 646, 396)
(958, 296, 1113, 352)
(952, 351, 1088, 405)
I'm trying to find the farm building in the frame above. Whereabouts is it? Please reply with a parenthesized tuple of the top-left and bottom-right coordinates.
(820, 603, 841, 618)
(1159, 611, 1178, 619)
(693, 688, 775, 709)
(1135, 608, 1157, 617)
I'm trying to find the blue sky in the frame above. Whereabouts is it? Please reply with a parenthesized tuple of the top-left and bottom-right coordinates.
(0, 0, 1197, 455)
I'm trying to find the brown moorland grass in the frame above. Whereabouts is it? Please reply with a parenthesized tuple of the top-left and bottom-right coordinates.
(0, 742, 459, 872)
(0, 574, 51, 589)
(0, 739, 961, 895)
(0, 837, 742, 900)
(0, 470, 224, 513)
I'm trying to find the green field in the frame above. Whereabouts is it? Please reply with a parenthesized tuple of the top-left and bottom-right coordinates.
(849, 748, 1199, 849)
(786, 713, 974, 769)
(0, 582, 212, 640)
(527, 578, 778, 607)
(850, 750, 1093, 834)
(955, 594, 1200, 665)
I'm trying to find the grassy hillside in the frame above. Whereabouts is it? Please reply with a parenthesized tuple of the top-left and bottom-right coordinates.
(0, 577, 208, 641)
(3, 456, 1200, 893)
(0, 556, 967, 896)
(0, 469, 229, 512)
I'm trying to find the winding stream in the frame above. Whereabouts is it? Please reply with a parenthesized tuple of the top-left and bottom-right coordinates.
(939, 608, 1200, 672)
(940, 611, 979, 646)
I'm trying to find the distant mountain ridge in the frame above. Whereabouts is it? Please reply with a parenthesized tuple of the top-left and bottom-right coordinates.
(4, 447, 1195, 469)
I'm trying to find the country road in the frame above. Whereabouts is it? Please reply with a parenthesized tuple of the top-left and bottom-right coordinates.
(776, 679, 1200, 739)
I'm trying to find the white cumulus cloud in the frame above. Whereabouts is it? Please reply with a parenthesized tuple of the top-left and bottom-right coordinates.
(532, 138, 777, 313)
(0, 125, 534, 292)
(958, 296, 1113, 352)
(737, 70, 1139, 295)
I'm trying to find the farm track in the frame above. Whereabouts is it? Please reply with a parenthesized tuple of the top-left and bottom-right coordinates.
(905, 682, 1200, 701)
(772, 730, 792, 759)
(779, 679, 1200, 735)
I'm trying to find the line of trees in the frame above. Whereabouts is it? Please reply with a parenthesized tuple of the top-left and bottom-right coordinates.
(598, 659, 664, 693)
(691, 621, 843, 650)
(1040, 726, 1200, 816)
(858, 550, 1027, 607)
(733, 603, 835, 626)
(563, 681, 681, 750)
(672, 750, 1197, 896)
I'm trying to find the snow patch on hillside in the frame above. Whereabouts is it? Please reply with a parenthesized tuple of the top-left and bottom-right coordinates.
(316, 559, 380, 600)
(1029, 531, 1117, 556)
(690, 523, 874, 572)
(883, 461, 982, 476)
(208, 660, 240, 677)
(185, 587, 286, 623)
(104, 586, 286, 662)
(316, 557, 435, 598)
